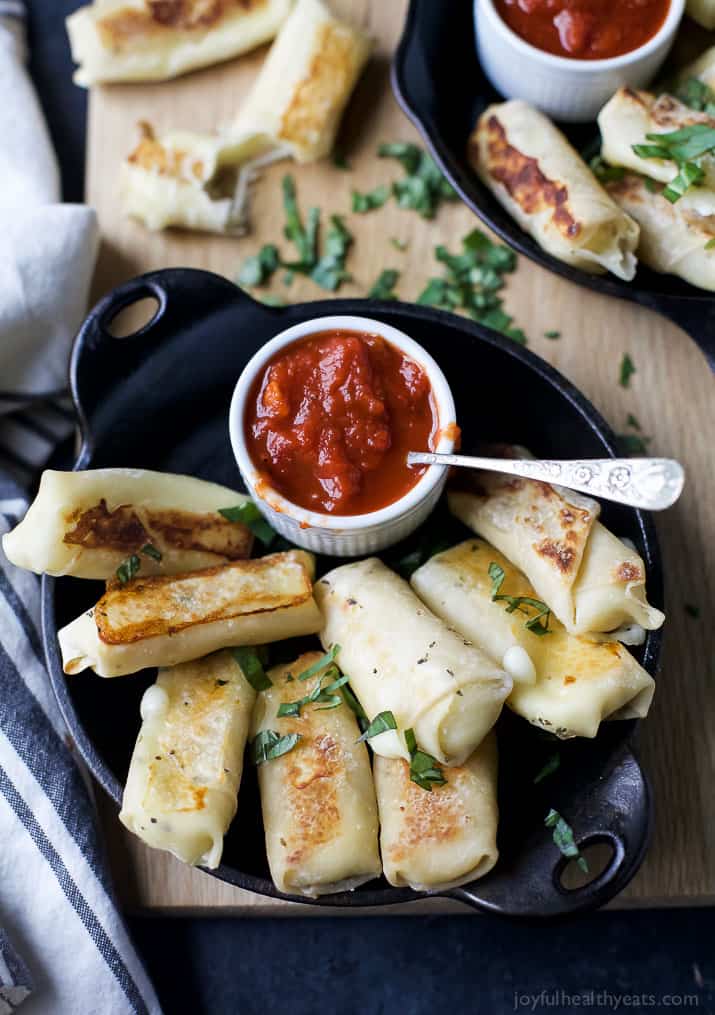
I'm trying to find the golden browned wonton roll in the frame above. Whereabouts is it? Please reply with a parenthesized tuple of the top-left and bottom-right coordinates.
(58, 550, 320, 677)
(314, 558, 512, 767)
(119, 650, 255, 868)
(233, 0, 372, 162)
(468, 99, 639, 279)
(447, 462, 664, 637)
(251, 652, 381, 897)
(598, 89, 715, 190)
(67, 0, 294, 85)
(2, 468, 253, 579)
(606, 174, 715, 291)
(374, 734, 499, 891)
(685, 0, 715, 29)
(411, 541, 655, 739)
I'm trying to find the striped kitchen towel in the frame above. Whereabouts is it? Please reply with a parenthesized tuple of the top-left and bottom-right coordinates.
(0, 0, 98, 483)
(0, 478, 162, 1014)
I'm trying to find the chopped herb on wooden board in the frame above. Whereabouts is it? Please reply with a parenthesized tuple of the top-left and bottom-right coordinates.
(417, 228, 525, 343)
(368, 269, 400, 300)
(378, 142, 458, 219)
(352, 184, 391, 213)
(619, 353, 636, 388)
(616, 412, 651, 455)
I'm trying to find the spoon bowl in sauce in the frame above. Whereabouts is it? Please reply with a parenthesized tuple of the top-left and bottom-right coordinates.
(475, 0, 685, 122)
(229, 316, 458, 556)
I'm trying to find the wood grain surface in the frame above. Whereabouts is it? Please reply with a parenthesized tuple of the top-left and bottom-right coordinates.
(84, 0, 714, 913)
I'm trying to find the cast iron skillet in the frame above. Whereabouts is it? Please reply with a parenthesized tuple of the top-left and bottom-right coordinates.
(392, 0, 715, 371)
(42, 268, 662, 918)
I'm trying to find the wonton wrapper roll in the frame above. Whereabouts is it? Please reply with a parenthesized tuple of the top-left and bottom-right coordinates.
(252, 653, 381, 897)
(67, 0, 293, 86)
(412, 541, 655, 739)
(314, 558, 511, 767)
(120, 122, 271, 234)
(2, 467, 253, 579)
(685, 0, 715, 28)
(598, 89, 715, 190)
(606, 174, 715, 291)
(374, 734, 498, 891)
(468, 99, 639, 280)
(676, 45, 715, 88)
(233, 0, 372, 162)
(448, 466, 664, 636)
(59, 551, 320, 677)
(119, 650, 254, 868)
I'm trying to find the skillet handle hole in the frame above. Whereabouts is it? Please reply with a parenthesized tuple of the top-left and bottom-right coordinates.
(558, 836, 619, 892)
(103, 296, 161, 339)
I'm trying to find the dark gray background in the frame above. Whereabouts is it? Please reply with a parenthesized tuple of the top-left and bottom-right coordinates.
(23, 3, 715, 1012)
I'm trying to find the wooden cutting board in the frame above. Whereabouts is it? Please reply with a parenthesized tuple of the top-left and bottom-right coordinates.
(85, 0, 714, 913)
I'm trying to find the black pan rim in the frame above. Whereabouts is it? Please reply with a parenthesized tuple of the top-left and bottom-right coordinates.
(41, 272, 664, 913)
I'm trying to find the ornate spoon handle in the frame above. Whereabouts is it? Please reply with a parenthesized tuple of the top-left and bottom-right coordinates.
(407, 452, 685, 511)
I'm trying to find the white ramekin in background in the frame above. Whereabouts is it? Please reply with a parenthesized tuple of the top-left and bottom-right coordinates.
(475, 0, 685, 123)
(229, 315, 457, 557)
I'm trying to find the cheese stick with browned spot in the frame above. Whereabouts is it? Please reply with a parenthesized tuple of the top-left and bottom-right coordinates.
(374, 734, 499, 892)
(251, 652, 381, 897)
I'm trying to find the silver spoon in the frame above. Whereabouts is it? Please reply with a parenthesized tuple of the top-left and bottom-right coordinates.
(407, 452, 685, 511)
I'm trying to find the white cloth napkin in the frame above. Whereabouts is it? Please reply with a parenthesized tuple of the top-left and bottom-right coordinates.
(0, 5, 98, 481)
(0, 6, 162, 1013)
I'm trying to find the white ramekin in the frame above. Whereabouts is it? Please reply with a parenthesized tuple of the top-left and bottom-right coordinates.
(229, 315, 457, 557)
(475, 0, 685, 123)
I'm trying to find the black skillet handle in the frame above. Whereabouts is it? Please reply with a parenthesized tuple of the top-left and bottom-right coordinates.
(69, 267, 281, 465)
(444, 743, 652, 919)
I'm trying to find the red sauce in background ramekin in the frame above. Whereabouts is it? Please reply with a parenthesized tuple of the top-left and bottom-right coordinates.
(244, 330, 438, 516)
(493, 0, 670, 61)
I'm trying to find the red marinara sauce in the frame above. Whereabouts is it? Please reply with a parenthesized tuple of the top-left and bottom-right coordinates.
(244, 330, 439, 516)
(493, 0, 670, 61)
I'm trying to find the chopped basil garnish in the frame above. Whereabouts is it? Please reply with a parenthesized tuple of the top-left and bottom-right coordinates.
(282, 174, 319, 268)
(617, 413, 651, 456)
(297, 644, 341, 682)
(705, 237, 715, 251)
(533, 752, 560, 784)
(589, 155, 625, 184)
(251, 729, 301, 765)
(237, 244, 280, 287)
(619, 353, 636, 388)
(352, 184, 391, 214)
(310, 215, 353, 291)
(390, 237, 408, 251)
(356, 710, 397, 743)
(544, 330, 561, 340)
(368, 269, 400, 300)
(140, 543, 162, 562)
(488, 562, 552, 636)
(544, 808, 588, 873)
(405, 727, 447, 791)
(417, 228, 525, 344)
(116, 554, 140, 584)
(341, 683, 368, 730)
(332, 150, 351, 170)
(674, 77, 715, 115)
(378, 142, 457, 219)
(232, 647, 272, 691)
(277, 671, 349, 717)
(631, 124, 715, 203)
(218, 501, 275, 547)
